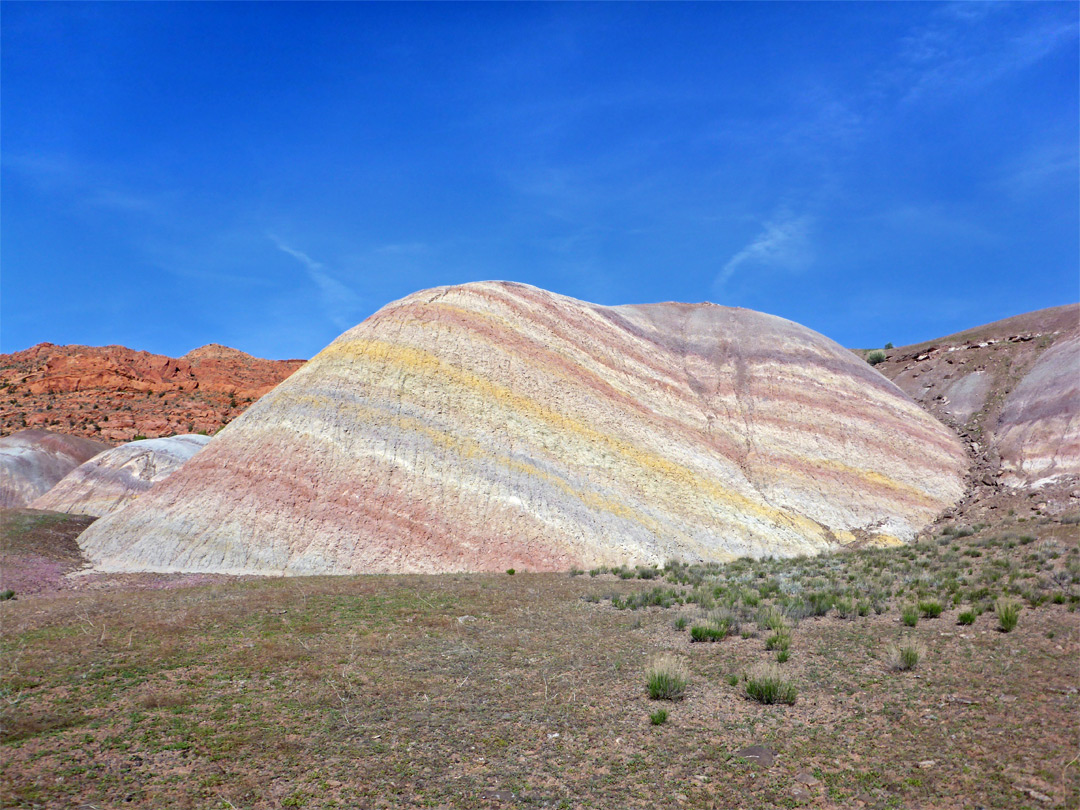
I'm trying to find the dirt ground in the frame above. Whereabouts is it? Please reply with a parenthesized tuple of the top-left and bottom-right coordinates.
(1, 509, 1077, 809)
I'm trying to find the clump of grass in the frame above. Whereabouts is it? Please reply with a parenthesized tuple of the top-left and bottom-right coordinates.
(690, 609, 737, 642)
(726, 673, 739, 687)
(765, 629, 791, 652)
(646, 654, 688, 701)
(901, 605, 919, 627)
(776, 649, 790, 664)
(756, 605, 787, 632)
(0, 589, 15, 601)
(674, 616, 688, 631)
(995, 597, 1021, 632)
(690, 623, 727, 642)
(957, 610, 977, 625)
(744, 664, 797, 705)
(506, 568, 515, 576)
(649, 708, 668, 725)
(918, 600, 943, 618)
(887, 639, 926, 671)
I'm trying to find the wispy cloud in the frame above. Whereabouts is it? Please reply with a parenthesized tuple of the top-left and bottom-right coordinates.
(886, 5, 1078, 104)
(3, 151, 156, 214)
(713, 213, 813, 296)
(268, 234, 363, 330)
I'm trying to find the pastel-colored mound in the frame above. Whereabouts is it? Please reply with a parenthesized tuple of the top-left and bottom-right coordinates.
(995, 334, 1079, 487)
(79, 282, 967, 574)
(31, 434, 211, 517)
(0, 430, 112, 507)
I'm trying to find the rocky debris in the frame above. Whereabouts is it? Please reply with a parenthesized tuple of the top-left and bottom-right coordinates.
(0, 429, 112, 507)
(31, 434, 210, 517)
(0, 343, 303, 442)
(77, 281, 966, 575)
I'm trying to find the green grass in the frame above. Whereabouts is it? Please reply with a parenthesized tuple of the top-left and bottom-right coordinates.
(744, 664, 797, 705)
(887, 640, 925, 671)
(957, 610, 977, 625)
(901, 605, 919, 627)
(645, 654, 688, 701)
(649, 708, 668, 726)
(995, 597, 1021, 632)
(918, 600, 943, 618)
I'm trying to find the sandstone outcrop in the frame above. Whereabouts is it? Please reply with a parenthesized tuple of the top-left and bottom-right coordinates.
(32, 434, 210, 517)
(78, 282, 967, 575)
(0, 343, 303, 441)
(0, 430, 112, 507)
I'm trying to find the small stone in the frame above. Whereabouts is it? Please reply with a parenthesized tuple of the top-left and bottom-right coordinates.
(1022, 788, 1053, 804)
(791, 786, 811, 802)
(918, 760, 936, 769)
(794, 770, 820, 786)
(735, 745, 776, 768)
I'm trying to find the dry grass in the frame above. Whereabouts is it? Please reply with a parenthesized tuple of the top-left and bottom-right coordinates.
(0, 513, 1077, 809)
(886, 638, 927, 671)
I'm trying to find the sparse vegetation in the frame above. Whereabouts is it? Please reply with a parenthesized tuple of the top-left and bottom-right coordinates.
(901, 605, 919, 627)
(649, 708, 668, 725)
(3, 507, 1076, 809)
(867, 350, 886, 365)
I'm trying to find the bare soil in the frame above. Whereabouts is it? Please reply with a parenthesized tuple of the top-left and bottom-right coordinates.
(2, 512, 1077, 809)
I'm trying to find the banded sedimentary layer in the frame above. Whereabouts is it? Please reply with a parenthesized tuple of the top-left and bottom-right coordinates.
(869, 303, 1079, 492)
(0, 429, 112, 507)
(79, 282, 967, 574)
(32, 434, 210, 517)
(995, 334, 1079, 487)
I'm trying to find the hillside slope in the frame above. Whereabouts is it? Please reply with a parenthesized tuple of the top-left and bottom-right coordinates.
(867, 303, 1078, 522)
(77, 282, 967, 574)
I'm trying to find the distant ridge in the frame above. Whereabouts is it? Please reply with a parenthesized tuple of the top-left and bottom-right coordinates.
(0, 343, 304, 441)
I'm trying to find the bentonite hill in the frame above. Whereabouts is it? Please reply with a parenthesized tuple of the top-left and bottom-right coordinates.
(77, 282, 967, 574)
(0, 429, 112, 508)
(31, 434, 210, 518)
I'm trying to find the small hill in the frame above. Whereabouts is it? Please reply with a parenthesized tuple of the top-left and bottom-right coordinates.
(77, 282, 967, 575)
(32, 434, 210, 517)
(0, 429, 112, 507)
(0, 343, 304, 441)
(866, 303, 1078, 523)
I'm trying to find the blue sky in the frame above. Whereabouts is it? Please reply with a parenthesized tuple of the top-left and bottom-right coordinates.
(3, 2, 1077, 359)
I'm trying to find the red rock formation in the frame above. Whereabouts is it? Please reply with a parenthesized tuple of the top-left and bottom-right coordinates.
(0, 343, 303, 442)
